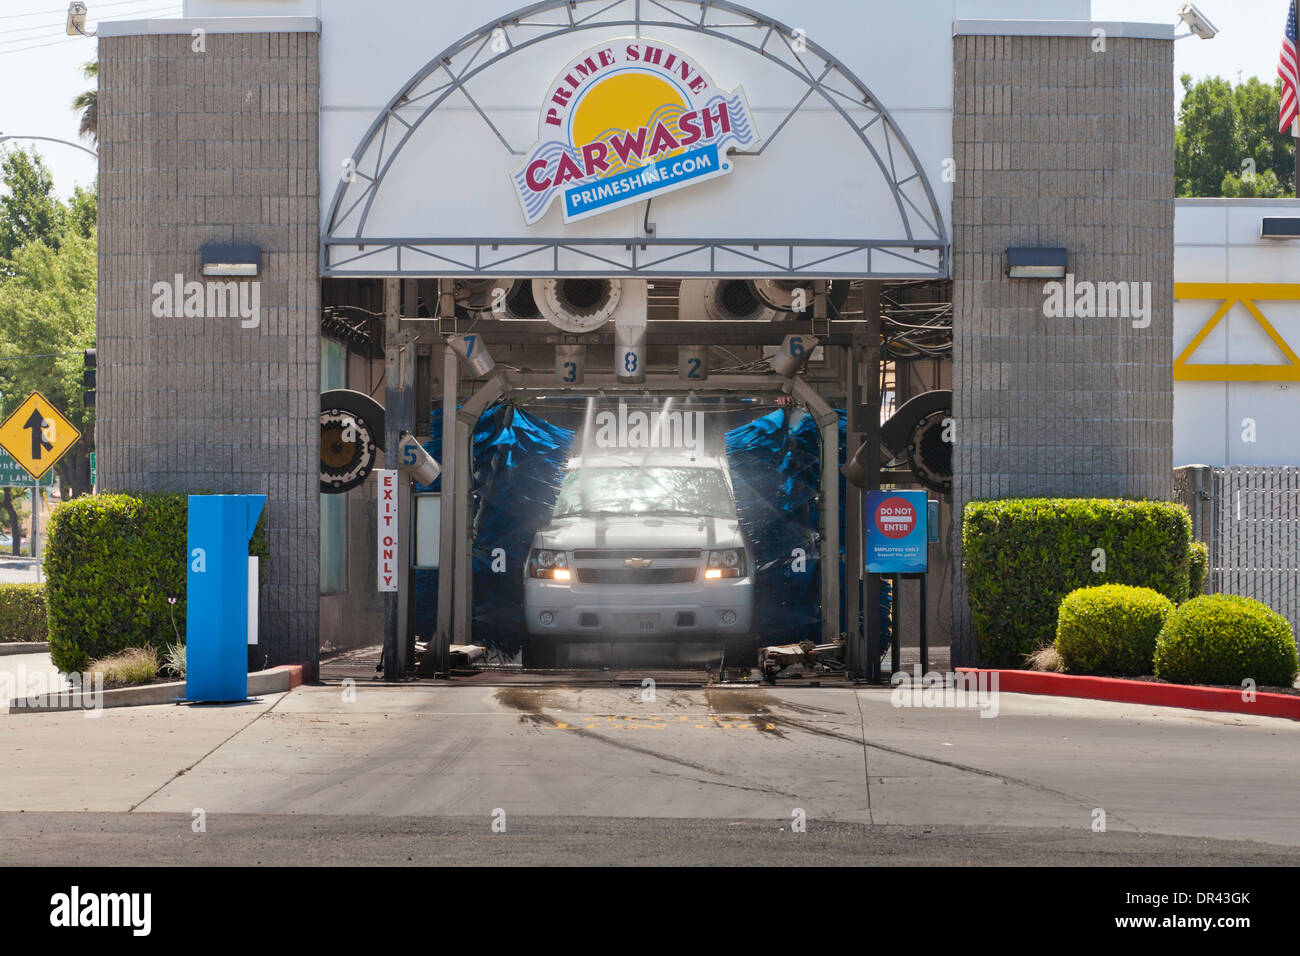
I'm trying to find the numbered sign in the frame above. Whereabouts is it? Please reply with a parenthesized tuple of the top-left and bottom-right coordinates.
(678, 346, 709, 382)
(396, 434, 441, 486)
(615, 317, 646, 384)
(768, 334, 821, 377)
(556, 344, 585, 385)
(448, 333, 495, 377)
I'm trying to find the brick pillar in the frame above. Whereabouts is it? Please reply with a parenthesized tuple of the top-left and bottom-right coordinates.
(97, 29, 321, 667)
(950, 33, 1175, 665)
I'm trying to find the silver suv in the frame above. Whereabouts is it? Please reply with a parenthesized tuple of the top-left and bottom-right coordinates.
(522, 453, 754, 668)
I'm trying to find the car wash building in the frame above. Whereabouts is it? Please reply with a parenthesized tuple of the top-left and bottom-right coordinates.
(94, 0, 1176, 676)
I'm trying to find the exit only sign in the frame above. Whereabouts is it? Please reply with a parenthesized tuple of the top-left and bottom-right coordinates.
(377, 469, 398, 591)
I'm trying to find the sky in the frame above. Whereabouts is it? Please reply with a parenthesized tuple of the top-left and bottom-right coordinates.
(0, 0, 1290, 199)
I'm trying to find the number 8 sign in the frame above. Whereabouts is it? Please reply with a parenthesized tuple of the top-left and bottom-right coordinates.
(615, 320, 646, 384)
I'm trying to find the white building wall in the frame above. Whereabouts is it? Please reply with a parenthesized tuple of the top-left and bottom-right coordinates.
(1174, 199, 1300, 467)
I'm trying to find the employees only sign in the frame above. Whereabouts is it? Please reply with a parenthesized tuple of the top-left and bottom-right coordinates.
(864, 490, 928, 574)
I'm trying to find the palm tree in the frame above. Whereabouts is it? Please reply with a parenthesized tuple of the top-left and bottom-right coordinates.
(72, 60, 98, 144)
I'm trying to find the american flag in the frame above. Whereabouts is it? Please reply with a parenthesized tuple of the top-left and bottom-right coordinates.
(1282, 0, 1299, 134)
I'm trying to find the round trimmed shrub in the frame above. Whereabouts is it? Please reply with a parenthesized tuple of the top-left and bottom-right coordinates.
(1054, 584, 1174, 675)
(963, 498, 1194, 665)
(1187, 541, 1208, 597)
(1154, 594, 1298, 687)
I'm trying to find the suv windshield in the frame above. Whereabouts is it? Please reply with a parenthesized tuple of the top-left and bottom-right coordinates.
(553, 466, 737, 519)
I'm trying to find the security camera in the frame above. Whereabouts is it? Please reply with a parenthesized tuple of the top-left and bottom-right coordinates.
(66, 2, 93, 37)
(1175, 3, 1218, 40)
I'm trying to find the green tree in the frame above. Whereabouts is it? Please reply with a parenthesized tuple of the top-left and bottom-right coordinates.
(72, 60, 98, 145)
(1221, 167, 1286, 198)
(0, 487, 29, 556)
(1175, 74, 1296, 198)
(0, 225, 97, 499)
(65, 185, 96, 241)
(0, 148, 66, 266)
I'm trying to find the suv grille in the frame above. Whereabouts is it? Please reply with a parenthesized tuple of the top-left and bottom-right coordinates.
(571, 549, 701, 560)
(574, 554, 702, 561)
(576, 567, 697, 585)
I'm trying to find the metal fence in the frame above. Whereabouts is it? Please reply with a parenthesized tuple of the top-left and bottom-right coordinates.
(1203, 467, 1300, 631)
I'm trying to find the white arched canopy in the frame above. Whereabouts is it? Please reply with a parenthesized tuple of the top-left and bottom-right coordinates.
(323, 0, 949, 278)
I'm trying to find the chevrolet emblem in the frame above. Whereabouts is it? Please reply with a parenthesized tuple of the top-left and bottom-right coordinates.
(624, 558, 652, 568)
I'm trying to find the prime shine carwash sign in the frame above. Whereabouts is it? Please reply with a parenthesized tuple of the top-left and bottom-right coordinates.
(512, 39, 758, 224)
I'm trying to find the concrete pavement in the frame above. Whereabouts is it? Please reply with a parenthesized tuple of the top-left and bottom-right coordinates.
(0, 557, 38, 585)
(0, 651, 71, 701)
(0, 681, 1297, 862)
(2, 814, 1293, 866)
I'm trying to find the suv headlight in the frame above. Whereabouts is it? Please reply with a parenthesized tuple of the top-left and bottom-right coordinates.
(704, 549, 744, 579)
(529, 549, 570, 580)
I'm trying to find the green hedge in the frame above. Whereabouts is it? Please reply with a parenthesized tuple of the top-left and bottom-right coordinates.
(1054, 584, 1174, 675)
(1154, 594, 1298, 687)
(963, 498, 1194, 665)
(44, 493, 267, 673)
(0, 583, 47, 643)
(1188, 541, 1208, 597)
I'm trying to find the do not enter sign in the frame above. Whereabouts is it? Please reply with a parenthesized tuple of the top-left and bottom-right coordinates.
(865, 490, 928, 573)
(874, 496, 918, 539)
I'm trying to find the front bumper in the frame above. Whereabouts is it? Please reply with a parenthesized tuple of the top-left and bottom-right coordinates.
(524, 577, 754, 639)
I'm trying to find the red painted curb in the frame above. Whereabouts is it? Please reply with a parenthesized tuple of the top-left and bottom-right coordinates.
(267, 663, 310, 689)
(956, 668, 1300, 722)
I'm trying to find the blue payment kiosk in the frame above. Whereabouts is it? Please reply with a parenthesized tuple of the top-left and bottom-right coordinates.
(186, 494, 265, 702)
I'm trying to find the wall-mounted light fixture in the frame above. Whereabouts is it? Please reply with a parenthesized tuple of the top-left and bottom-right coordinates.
(201, 241, 262, 277)
(1174, 3, 1218, 40)
(1261, 218, 1300, 240)
(1006, 247, 1067, 279)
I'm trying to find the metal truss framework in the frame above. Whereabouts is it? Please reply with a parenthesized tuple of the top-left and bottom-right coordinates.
(323, 0, 950, 279)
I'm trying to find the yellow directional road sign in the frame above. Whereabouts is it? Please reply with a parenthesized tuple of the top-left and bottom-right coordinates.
(0, 392, 81, 481)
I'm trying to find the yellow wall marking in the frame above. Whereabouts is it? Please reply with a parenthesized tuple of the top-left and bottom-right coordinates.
(1174, 283, 1300, 382)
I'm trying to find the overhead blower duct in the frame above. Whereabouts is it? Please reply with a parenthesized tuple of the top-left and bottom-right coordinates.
(680, 279, 850, 321)
(679, 279, 782, 322)
(843, 389, 952, 494)
(533, 278, 623, 332)
(457, 278, 540, 319)
(752, 279, 850, 317)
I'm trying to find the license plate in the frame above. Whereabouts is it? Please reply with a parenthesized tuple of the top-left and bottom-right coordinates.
(615, 613, 659, 632)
